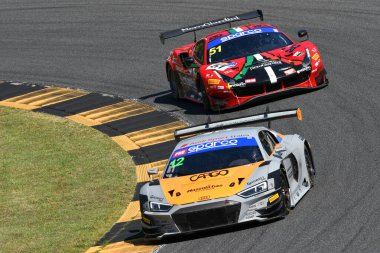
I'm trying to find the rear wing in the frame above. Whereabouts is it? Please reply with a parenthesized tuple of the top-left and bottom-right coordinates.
(159, 10, 264, 44)
(174, 108, 302, 140)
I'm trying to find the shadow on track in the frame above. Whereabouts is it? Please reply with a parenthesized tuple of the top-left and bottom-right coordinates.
(146, 85, 327, 116)
(126, 217, 282, 247)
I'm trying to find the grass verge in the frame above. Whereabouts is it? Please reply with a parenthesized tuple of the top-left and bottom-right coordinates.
(0, 106, 136, 253)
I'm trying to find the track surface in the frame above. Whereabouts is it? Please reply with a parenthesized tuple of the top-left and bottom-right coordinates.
(1, 1, 379, 252)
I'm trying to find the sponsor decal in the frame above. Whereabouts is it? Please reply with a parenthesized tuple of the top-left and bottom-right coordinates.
(208, 27, 279, 49)
(205, 73, 214, 78)
(150, 195, 164, 202)
(198, 195, 211, 201)
(208, 79, 220, 85)
(249, 60, 282, 70)
(247, 176, 266, 186)
(189, 169, 229, 181)
(297, 66, 311, 74)
(217, 85, 225, 90)
(170, 137, 258, 160)
(312, 53, 320, 61)
(245, 78, 256, 83)
(293, 51, 303, 57)
(221, 29, 264, 43)
(228, 82, 246, 88)
(168, 189, 181, 197)
(173, 149, 187, 158)
(284, 68, 296, 76)
(207, 62, 237, 71)
(187, 139, 238, 154)
(311, 47, 317, 53)
(315, 59, 321, 67)
(181, 16, 240, 33)
(187, 184, 223, 193)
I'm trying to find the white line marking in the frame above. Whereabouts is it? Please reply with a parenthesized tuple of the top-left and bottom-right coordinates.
(264, 67, 277, 84)
(254, 54, 264, 61)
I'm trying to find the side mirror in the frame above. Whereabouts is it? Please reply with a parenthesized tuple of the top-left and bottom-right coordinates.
(184, 56, 194, 67)
(184, 57, 198, 68)
(147, 168, 158, 176)
(298, 30, 309, 40)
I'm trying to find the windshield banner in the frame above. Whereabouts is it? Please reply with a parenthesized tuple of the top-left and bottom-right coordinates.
(207, 27, 279, 49)
(171, 137, 258, 160)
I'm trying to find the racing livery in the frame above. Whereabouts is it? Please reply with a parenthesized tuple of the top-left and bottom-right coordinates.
(160, 10, 328, 111)
(139, 109, 316, 238)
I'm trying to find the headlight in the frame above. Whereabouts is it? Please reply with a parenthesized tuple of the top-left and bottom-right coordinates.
(238, 181, 268, 198)
(149, 201, 173, 212)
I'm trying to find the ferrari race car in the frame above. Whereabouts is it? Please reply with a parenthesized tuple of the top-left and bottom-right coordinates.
(139, 108, 316, 238)
(160, 10, 328, 111)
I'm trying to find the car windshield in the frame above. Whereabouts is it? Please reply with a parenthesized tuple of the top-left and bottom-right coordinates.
(163, 138, 263, 178)
(207, 29, 292, 63)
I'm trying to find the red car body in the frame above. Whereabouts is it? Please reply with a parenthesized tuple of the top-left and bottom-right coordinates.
(161, 11, 328, 111)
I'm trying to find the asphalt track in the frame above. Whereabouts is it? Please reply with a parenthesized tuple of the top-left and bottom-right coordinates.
(0, 1, 379, 252)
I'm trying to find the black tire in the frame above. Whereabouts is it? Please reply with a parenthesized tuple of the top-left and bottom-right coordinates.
(199, 79, 211, 111)
(305, 147, 315, 188)
(280, 170, 291, 215)
(168, 68, 181, 101)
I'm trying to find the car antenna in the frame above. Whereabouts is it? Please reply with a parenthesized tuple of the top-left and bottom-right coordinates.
(266, 105, 271, 129)
(193, 31, 197, 43)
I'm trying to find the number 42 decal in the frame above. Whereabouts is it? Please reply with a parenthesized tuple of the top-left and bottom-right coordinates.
(168, 157, 185, 173)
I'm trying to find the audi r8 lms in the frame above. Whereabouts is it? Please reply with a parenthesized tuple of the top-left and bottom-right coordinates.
(160, 10, 328, 111)
(139, 108, 316, 238)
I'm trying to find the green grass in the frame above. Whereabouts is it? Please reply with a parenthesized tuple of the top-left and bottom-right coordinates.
(0, 106, 136, 253)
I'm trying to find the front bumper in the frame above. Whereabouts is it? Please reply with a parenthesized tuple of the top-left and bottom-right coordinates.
(141, 188, 287, 239)
(207, 68, 328, 111)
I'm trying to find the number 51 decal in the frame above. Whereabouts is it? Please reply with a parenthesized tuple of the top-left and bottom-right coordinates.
(209, 45, 221, 56)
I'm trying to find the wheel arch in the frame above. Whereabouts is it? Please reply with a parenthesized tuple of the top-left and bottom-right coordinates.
(166, 62, 172, 82)
(304, 140, 315, 170)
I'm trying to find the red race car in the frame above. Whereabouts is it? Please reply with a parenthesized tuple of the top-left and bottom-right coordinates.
(160, 10, 328, 111)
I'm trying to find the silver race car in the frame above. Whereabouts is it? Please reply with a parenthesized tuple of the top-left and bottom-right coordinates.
(139, 108, 315, 238)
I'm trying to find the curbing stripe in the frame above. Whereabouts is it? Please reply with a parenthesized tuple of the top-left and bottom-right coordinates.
(0, 82, 180, 253)
(0, 82, 45, 100)
(97, 241, 157, 253)
(126, 121, 185, 148)
(94, 110, 178, 136)
(0, 100, 39, 110)
(128, 139, 177, 165)
(35, 93, 124, 115)
(136, 160, 167, 182)
(1, 86, 87, 110)
(117, 201, 141, 223)
(111, 135, 140, 151)
(67, 101, 155, 126)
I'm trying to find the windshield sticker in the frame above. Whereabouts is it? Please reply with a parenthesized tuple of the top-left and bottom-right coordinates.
(170, 137, 258, 160)
(207, 27, 279, 49)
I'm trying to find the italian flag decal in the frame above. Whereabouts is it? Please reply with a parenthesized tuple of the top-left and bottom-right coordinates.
(228, 27, 244, 34)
